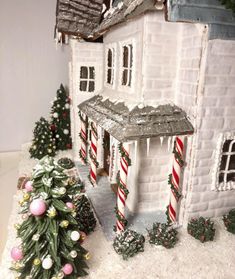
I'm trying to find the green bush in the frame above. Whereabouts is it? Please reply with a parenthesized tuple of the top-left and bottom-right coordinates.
(223, 209, 235, 234)
(113, 229, 145, 260)
(57, 157, 75, 169)
(147, 222, 178, 249)
(187, 217, 215, 242)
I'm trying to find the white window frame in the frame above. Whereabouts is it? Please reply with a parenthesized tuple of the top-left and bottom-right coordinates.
(105, 44, 116, 89)
(213, 131, 235, 191)
(119, 39, 135, 93)
(79, 65, 95, 93)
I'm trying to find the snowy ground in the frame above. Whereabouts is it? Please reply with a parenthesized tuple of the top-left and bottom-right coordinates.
(1, 144, 235, 279)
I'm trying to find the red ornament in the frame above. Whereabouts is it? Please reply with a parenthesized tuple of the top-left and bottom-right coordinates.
(63, 112, 67, 118)
(50, 124, 56, 131)
(79, 231, 87, 243)
(67, 97, 71, 104)
(66, 143, 72, 149)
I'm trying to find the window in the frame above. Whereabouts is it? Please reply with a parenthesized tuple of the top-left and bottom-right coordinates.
(80, 66, 95, 92)
(106, 48, 114, 85)
(213, 132, 235, 191)
(219, 140, 235, 184)
(121, 44, 133, 87)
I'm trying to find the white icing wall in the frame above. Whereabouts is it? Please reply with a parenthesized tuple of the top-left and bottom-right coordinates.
(0, 0, 69, 151)
(70, 40, 104, 160)
(183, 39, 235, 224)
(142, 12, 180, 104)
(103, 17, 144, 103)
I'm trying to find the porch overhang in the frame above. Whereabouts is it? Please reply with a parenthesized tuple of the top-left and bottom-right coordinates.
(78, 95, 194, 142)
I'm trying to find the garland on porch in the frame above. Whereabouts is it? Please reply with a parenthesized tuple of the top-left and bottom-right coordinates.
(78, 111, 88, 164)
(118, 143, 132, 166)
(88, 121, 99, 186)
(219, 0, 235, 12)
(167, 137, 185, 224)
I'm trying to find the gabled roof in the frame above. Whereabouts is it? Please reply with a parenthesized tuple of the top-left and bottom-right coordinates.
(55, 0, 104, 38)
(78, 95, 194, 142)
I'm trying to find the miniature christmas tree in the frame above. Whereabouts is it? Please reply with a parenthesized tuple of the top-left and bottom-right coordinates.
(29, 117, 56, 159)
(50, 84, 72, 151)
(74, 195, 96, 235)
(11, 156, 89, 278)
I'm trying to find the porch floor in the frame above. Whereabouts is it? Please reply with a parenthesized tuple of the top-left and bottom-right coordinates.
(77, 162, 166, 240)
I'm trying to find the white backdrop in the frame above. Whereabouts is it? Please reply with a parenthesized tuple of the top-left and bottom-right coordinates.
(0, 0, 69, 151)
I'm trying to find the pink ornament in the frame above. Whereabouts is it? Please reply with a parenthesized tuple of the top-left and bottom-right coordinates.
(66, 202, 74, 209)
(25, 181, 33, 192)
(11, 247, 23, 261)
(30, 199, 47, 216)
(62, 263, 73, 275)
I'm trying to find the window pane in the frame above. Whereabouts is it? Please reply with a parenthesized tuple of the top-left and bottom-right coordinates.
(123, 46, 128, 67)
(219, 155, 228, 171)
(129, 44, 133, 68)
(222, 140, 232, 152)
(80, 81, 87, 92)
(229, 154, 235, 170)
(108, 49, 112, 67)
(219, 173, 224, 183)
(89, 67, 95, 79)
(122, 69, 128, 85)
(232, 142, 235, 152)
(89, 81, 95, 92)
(80, 66, 88, 78)
(128, 70, 132, 86)
(227, 172, 235, 182)
(107, 69, 112, 84)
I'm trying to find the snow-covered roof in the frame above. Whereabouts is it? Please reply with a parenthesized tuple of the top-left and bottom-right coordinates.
(78, 95, 194, 142)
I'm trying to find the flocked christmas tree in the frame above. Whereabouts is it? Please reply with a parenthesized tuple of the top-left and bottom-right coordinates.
(11, 156, 89, 278)
(51, 84, 72, 151)
(29, 117, 56, 159)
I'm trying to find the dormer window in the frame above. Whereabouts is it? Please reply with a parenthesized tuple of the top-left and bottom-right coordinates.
(121, 44, 133, 87)
(106, 48, 114, 85)
(80, 66, 95, 92)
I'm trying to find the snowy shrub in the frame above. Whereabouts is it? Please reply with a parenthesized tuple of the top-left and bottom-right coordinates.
(57, 157, 75, 169)
(113, 229, 145, 260)
(147, 222, 178, 249)
(223, 209, 235, 234)
(187, 217, 215, 242)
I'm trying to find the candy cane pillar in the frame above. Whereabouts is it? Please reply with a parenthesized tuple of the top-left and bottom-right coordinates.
(116, 143, 130, 232)
(79, 112, 88, 165)
(169, 136, 185, 223)
(89, 122, 98, 186)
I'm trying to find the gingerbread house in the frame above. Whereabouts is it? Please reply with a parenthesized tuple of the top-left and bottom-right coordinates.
(55, 0, 235, 229)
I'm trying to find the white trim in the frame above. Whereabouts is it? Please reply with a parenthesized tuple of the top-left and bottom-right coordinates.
(213, 131, 235, 191)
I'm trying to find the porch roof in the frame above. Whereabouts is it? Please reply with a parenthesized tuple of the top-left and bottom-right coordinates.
(78, 95, 194, 142)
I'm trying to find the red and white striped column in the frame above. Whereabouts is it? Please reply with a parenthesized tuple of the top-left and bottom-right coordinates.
(79, 112, 88, 165)
(169, 136, 185, 223)
(116, 143, 130, 232)
(89, 122, 98, 186)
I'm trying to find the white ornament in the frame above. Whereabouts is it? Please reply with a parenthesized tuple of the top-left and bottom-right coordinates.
(63, 129, 69, 135)
(65, 103, 70, 109)
(56, 134, 60, 138)
(48, 149, 52, 153)
(33, 145, 37, 150)
(57, 104, 60, 108)
(57, 272, 64, 279)
(59, 187, 66, 195)
(71, 231, 80, 241)
(32, 233, 40, 241)
(41, 140, 44, 143)
(42, 257, 53, 270)
(53, 112, 59, 118)
(70, 250, 78, 258)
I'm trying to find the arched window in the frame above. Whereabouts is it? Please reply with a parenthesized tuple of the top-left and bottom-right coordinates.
(121, 44, 133, 87)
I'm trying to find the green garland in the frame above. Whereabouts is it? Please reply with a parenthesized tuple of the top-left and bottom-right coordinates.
(168, 174, 182, 200)
(90, 122, 98, 139)
(116, 171, 129, 196)
(78, 111, 88, 164)
(118, 143, 131, 166)
(114, 207, 128, 232)
(172, 141, 184, 167)
(219, 0, 235, 12)
(88, 149, 99, 168)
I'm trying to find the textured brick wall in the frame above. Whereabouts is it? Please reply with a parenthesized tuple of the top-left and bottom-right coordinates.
(70, 40, 104, 160)
(184, 39, 235, 223)
(135, 138, 173, 213)
(142, 12, 180, 103)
